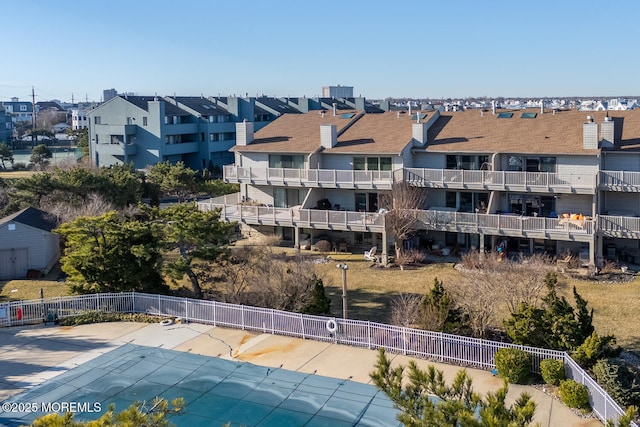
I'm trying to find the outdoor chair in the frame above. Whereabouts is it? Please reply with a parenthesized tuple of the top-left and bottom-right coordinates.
(364, 246, 377, 262)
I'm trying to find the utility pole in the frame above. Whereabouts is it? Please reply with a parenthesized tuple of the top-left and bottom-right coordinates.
(31, 86, 36, 148)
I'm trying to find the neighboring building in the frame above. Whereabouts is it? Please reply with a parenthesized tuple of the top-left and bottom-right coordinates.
(2, 97, 33, 124)
(103, 88, 117, 102)
(208, 106, 640, 267)
(0, 105, 12, 143)
(71, 108, 90, 130)
(35, 101, 65, 113)
(322, 85, 354, 99)
(87, 94, 389, 171)
(0, 207, 60, 280)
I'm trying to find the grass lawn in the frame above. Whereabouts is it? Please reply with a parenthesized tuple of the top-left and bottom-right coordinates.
(1, 251, 638, 352)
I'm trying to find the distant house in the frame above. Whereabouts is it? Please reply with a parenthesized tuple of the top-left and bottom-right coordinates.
(0, 208, 60, 280)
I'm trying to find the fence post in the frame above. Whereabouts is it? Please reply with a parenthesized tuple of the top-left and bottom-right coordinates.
(439, 332, 444, 362)
(300, 313, 305, 339)
(271, 310, 275, 334)
(402, 327, 407, 355)
(367, 321, 371, 350)
(213, 301, 217, 327)
(241, 305, 245, 330)
(184, 298, 188, 322)
(132, 292, 136, 314)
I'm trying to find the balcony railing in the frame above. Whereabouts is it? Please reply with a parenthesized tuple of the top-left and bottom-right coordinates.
(599, 170, 640, 191)
(404, 168, 596, 194)
(199, 202, 596, 242)
(224, 165, 394, 189)
(198, 202, 385, 232)
(416, 210, 594, 241)
(225, 165, 597, 194)
(599, 215, 640, 238)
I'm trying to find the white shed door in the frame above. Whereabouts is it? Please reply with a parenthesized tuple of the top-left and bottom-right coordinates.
(0, 248, 29, 280)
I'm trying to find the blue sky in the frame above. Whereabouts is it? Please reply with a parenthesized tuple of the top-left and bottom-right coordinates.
(3, 0, 640, 103)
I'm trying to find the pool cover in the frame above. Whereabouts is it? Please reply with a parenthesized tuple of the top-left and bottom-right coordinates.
(0, 343, 401, 427)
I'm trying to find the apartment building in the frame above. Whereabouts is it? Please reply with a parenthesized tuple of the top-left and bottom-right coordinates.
(205, 106, 640, 266)
(0, 106, 12, 143)
(87, 95, 384, 171)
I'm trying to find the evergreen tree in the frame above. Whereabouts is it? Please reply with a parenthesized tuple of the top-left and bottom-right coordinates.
(370, 348, 537, 427)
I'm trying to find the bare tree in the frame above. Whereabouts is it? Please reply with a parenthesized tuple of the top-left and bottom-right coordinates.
(40, 192, 118, 223)
(208, 238, 329, 313)
(379, 182, 428, 261)
(389, 293, 421, 327)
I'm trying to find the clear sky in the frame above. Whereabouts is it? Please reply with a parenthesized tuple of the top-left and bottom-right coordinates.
(3, 0, 640, 103)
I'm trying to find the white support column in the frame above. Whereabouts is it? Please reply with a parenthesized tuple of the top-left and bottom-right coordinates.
(381, 230, 388, 264)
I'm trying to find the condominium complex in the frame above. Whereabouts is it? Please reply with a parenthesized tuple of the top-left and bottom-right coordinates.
(202, 106, 640, 266)
(87, 95, 382, 171)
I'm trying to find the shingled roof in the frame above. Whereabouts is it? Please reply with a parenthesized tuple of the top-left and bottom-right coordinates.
(0, 207, 59, 232)
(422, 108, 640, 155)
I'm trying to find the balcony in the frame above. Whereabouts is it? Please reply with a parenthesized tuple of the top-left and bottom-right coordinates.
(198, 201, 595, 242)
(599, 215, 640, 239)
(95, 142, 137, 156)
(599, 170, 640, 192)
(404, 168, 596, 194)
(416, 210, 594, 242)
(224, 165, 394, 189)
(164, 123, 198, 135)
(163, 142, 198, 155)
(197, 202, 385, 232)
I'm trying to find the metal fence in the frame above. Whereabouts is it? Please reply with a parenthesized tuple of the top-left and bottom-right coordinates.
(0, 292, 631, 426)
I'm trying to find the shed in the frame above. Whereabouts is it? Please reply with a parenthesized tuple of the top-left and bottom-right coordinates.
(0, 207, 60, 280)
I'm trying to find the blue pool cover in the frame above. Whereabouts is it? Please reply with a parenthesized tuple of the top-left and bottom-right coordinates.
(0, 343, 401, 426)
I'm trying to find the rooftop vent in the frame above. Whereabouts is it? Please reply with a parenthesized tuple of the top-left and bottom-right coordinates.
(586, 115, 594, 122)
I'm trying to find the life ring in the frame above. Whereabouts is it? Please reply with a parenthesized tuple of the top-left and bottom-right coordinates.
(160, 319, 174, 326)
(326, 318, 338, 334)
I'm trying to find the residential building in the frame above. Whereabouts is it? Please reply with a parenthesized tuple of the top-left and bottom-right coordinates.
(0, 105, 12, 143)
(206, 105, 640, 267)
(2, 97, 33, 124)
(322, 85, 354, 99)
(71, 108, 89, 130)
(87, 95, 306, 171)
(103, 88, 117, 102)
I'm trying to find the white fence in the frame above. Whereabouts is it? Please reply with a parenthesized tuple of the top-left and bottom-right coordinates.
(0, 292, 631, 426)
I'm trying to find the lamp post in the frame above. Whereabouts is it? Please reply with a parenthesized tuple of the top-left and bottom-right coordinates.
(336, 263, 348, 319)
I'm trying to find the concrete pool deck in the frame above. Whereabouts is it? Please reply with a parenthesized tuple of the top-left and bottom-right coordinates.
(0, 322, 601, 426)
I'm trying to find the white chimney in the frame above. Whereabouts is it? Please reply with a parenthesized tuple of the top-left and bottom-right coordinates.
(236, 120, 254, 146)
(408, 101, 412, 116)
(601, 116, 615, 148)
(320, 124, 337, 149)
(583, 117, 598, 149)
(491, 101, 496, 115)
(332, 103, 337, 116)
(540, 99, 544, 114)
(412, 122, 428, 146)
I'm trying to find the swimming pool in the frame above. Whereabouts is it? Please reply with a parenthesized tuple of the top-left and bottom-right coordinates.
(0, 343, 401, 427)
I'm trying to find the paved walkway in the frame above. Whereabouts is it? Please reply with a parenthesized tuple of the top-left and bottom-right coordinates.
(0, 322, 601, 426)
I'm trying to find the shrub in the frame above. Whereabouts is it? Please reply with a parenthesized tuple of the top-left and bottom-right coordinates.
(593, 359, 640, 408)
(58, 311, 161, 326)
(315, 239, 332, 253)
(11, 162, 26, 170)
(494, 348, 531, 384)
(559, 379, 590, 410)
(540, 358, 565, 386)
(572, 333, 620, 369)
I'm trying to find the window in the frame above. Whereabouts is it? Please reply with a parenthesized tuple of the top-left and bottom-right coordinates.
(353, 156, 392, 171)
(355, 192, 378, 212)
(540, 157, 556, 173)
(209, 133, 218, 142)
(94, 116, 101, 125)
(143, 117, 148, 126)
(269, 154, 304, 169)
(521, 112, 537, 119)
(497, 112, 513, 119)
(446, 155, 488, 170)
(20, 105, 27, 111)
